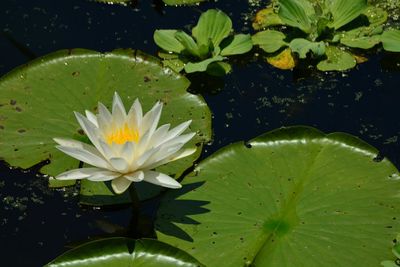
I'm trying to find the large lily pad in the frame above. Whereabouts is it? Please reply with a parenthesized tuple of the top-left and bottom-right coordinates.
(156, 126, 400, 267)
(45, 238, 204, 266)
(382, 29, 400, 52)
(0, 49, 212, 205)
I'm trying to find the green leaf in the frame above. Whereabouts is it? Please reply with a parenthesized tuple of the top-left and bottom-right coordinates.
(184, 56, 224, 73)
(162, 0, 205, 6)
(340, 26, 382, 49)
(327, 0, 368, 29)
(393, 242, 400, 258)
(192, 9, 232, 48)
(382, 29, 400, 52)
(175, 31, 201, 58)
(278, 0, 313, 33)
(363, 6, 388, 27)
(252, 30, 288, 53)
(163, 58, 186, 73)
(154, 30, 185, 54)
(317, 46, 356, 71)
(289, 38, 325, 58)
(0, 49, 212, 204)
(156, 126, 400, 267)
(220, 34, 253, 56)
(45, 238, 204, 267)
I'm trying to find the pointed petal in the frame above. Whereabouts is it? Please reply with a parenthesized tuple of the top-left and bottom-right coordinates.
(127, 99, 143, 130)
(143, 148, 197, 170)
(109, 157, 129, 173)
(87, 170, 121, 182)
(55, 167, 103, 180)
(136, 147, 160, 167)
(143, 171, 182, 189)
(162, 132, 196, 148)
(163, 120, 192, 144)
(124, 171, 144, 182)
(140, 101, 162, 136)
(74, 111, 102, 150)
(111, 176, 132, 194)
(85, 110, 99, 127)
(97, 102, 112, 133)
(112, 92, 127, 116)
(56, 145, 110, 169)
(120, 141, 135, 163)
(147, 123, 170, 148)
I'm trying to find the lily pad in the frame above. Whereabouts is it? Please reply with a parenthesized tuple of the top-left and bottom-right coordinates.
(45, 238, 204, 266)
(289, 38, 325, 58)
(317, 46, 356, 71)
(156, 126, 400, 267)
(340, 26, 383, 49)
(0, 49, 212, 205)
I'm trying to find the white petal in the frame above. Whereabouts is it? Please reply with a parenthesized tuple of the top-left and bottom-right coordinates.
(74, 111, 102, 150)
(111, 176, 132, 194)
(143, 148, 197, 170)
(85, 110, 99, 127)
(137, 147, 159, 166)
(163, 120, 192, 144)
(87, 171, 121, 182)
(147, 124, 170, 148)
(55, 167, 103, 180)
(56, 145, 110, 169)
(98, 140, 115, 159)
(97, 102, 112, 133)
(140, 101, 162, 136)
(140, 144, 184, 170)
(109, 157, 129, 173)
(112, 92, 127, 117)
(127, 99, 143, 130)
(124, 171, 144, 182)
(162, 132, 196, 148)
(120, 141, 135, 163)
(143, 171, 182, 189)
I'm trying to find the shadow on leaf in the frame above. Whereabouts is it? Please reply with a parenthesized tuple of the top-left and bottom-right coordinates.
(155, 181, 210, 242)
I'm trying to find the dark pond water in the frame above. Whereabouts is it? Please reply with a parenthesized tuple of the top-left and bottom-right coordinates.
(1, 0, 400, 266)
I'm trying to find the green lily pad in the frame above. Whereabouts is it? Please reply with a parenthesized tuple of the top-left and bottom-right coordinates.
(382, 29, 400, 52)
(156, 126, 400, 267)
(220, 34, 253, 56)
(45, 238, 204, 266)
(0, 49, 212, 205)
(317, 46, 356, 71)
(252, 30, 288, 53)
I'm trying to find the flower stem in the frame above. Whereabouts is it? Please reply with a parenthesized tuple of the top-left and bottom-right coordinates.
(128, 184, 141, 238)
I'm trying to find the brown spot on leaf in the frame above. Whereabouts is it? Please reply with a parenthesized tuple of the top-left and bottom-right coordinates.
(77, 129, 85, 135)
(10, 99, 16, 105)
(18, 129, 26, 133)
(16, 107, 22, 112)
(144, 76, 151, 82)
(72, 71, 80, 77)
(0, 125, 4, 130)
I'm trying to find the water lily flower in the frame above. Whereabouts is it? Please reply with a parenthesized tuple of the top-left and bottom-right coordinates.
(54, 92, 196, 194)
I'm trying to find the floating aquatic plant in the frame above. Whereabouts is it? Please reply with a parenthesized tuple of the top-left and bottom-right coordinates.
(154, 9, 253, 75)
(252, 0, 400, 71)
(54, 92, 196, 194)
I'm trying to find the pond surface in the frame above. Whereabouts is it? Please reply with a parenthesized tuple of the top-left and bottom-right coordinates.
(1, 0, 400, 266)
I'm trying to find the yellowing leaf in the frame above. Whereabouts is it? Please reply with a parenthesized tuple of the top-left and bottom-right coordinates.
(266, 48, 296, 70)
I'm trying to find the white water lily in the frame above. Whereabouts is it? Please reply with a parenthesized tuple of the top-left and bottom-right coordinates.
(54, 92, 196, 194)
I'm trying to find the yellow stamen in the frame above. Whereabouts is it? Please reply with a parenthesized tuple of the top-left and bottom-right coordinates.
(106, 123, 139, 145)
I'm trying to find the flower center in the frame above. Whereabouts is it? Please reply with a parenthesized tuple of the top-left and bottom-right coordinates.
(106, 123, 139, 145)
